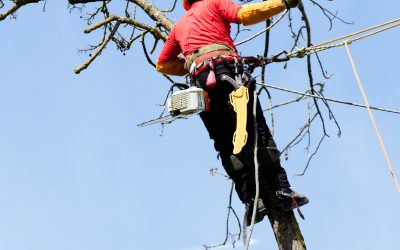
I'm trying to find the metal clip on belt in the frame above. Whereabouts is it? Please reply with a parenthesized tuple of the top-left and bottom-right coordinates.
(229, 86, 249, 154)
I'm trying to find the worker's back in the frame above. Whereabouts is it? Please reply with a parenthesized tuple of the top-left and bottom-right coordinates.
(172, 0, 241, 56)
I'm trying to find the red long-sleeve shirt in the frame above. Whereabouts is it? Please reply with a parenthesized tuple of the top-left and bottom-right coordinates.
(157, 0, 241, 63)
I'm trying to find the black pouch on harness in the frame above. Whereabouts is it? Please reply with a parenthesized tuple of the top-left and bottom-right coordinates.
(195, 60, 239, 91)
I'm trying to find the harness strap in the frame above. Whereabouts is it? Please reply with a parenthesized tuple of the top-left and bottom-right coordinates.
(192, 56, 238, 75)
(185, 43, 239, 74)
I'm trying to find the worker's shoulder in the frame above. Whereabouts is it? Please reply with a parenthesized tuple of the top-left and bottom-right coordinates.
(173, 13, 189, 29)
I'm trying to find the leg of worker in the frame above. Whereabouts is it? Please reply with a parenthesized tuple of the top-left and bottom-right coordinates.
(197, 63, 257, 204)
(246, 85, 309, 210)
(199, 101, 257, 203)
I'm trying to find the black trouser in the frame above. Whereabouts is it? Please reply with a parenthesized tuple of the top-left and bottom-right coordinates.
(196, 61, 290, 203)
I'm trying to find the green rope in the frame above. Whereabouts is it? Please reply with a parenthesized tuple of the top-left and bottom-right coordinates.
(286, 40, 353, 59)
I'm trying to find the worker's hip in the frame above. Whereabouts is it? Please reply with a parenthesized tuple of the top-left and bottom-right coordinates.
(194, 60, 243, 91)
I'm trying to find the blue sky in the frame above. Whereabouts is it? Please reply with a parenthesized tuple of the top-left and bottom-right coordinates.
(0, 1, 399, 250)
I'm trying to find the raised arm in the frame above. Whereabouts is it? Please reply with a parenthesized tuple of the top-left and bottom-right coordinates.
(237, 0, 297, 26)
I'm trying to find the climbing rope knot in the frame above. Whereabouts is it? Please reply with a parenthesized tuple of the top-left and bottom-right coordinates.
(342, 39, 353, 46)
(297, 48, 307, 58)
(287, 47, 307, 59)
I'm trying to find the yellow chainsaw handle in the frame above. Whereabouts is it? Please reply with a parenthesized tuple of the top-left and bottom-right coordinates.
(229, 86, 249, 155)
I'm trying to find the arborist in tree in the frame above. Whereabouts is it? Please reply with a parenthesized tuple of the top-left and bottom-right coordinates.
(156, 0, 308, 224)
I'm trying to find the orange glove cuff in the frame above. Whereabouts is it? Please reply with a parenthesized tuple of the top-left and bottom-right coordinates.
(237, 0, 285, 26)
(156, 57, 188, 76)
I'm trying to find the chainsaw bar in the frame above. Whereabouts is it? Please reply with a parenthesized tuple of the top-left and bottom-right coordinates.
(137, 114, 191, 127)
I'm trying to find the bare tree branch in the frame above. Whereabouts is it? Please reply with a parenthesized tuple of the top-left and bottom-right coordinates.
(203, 182, 241, 249)
(129, 0, 174, 31)
(0, 0, 41, 21)
(298, 1, 329, 136)
(74, 20, 120, 74)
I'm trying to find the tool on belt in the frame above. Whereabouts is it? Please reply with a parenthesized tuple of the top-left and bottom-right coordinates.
(230, 85, 249, 154)
(218, 73, 249, 155)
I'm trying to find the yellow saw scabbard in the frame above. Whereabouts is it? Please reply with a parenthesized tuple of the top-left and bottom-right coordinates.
(229, 86, 249, 155)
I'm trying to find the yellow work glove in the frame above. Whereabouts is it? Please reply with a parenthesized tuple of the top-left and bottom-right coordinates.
(237, 0, 286, 26)
(156, 57, 188, 76)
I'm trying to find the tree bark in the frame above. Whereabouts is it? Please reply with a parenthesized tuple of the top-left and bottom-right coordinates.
(259, 173, 307, 250)
(130, 0, 174, 31)
(268, 209, 306, 250)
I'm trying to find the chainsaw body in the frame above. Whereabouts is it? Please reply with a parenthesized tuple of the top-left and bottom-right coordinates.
(167, 87, 206, 116)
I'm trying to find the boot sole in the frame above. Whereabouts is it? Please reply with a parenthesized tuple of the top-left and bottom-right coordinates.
(277, 197, 309, 211)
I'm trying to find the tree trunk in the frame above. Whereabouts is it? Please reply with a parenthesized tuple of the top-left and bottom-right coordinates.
(267, 209, 306, 250)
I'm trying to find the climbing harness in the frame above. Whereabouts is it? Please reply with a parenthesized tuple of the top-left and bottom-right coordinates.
(188, 46, 252, 155)
(184, 43, 238, 73)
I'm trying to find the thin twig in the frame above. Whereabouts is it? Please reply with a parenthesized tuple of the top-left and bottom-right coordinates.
(203, 182, 241, 249)
(308, 0, 353, 31)
(74, 20, 121, 74)
(298, 1, 328, 136)
(162, 0, 177, 13)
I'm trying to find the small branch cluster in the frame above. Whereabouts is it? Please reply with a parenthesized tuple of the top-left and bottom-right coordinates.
(70, 0, 174, 74)
(1, 0, 175, 75)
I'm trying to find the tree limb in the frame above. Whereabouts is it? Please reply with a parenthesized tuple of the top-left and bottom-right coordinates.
(74, 20, 121, 74)
(0, 0, 41, 21)
(129, 0, 174, 31)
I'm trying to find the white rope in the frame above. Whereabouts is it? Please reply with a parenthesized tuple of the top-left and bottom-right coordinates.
(344, 43, 400, 194)
(244, 90, 261, 250)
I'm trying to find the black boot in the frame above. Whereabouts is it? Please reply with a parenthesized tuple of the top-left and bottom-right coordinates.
(245, 198, 268, 226)
(275, 187, 309, 211)
(258, 147, 309, 211)
(265, 168, 309, 211)
(222, 151, 269, 225)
